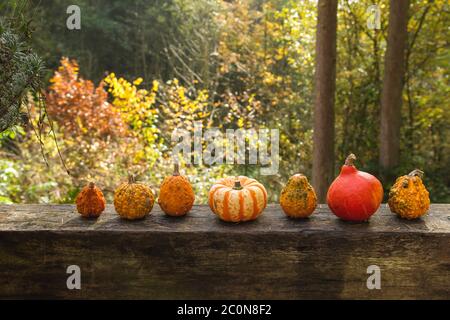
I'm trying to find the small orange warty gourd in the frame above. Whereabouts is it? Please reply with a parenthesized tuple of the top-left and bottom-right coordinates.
(208, 176, 267, 222)
(158, 163, 195, 216)
(114, 175, 155, 220)
(388, 169, 430, 220)
(75, 182, 106, 218)
(280, 174, 317, 218)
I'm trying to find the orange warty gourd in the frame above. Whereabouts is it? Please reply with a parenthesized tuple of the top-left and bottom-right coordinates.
(388, 169, 430, 220)
(280, 174, 317, 218)
(158, 163, 195, 216)
(75, 182, 106, 218)
(114, 175, 155, 220)
(208, 176, 267, 222)
(327, 153, 383, 222)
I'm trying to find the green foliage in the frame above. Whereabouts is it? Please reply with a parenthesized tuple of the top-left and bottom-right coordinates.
(0, 159, 20, 203)
(0, 22, 45, 132)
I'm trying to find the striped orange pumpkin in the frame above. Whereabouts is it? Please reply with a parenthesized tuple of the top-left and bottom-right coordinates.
(208, 176, 267, 222)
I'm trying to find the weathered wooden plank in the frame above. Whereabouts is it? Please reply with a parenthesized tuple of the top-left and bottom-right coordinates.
(1, 204, 449, 233)
(0, 204, 449, 299)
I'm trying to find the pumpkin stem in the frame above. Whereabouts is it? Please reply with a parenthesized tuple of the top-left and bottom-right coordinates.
(233, 178, 243, 190)
(88, 182, 95, 189)
(408, 169, 424, 179)
(128, 174, 136, 184)
(173, 163, 180, 176)
(344, 153, 356, 166)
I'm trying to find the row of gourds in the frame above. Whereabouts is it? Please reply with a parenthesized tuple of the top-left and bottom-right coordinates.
(75, 153, 430, 222)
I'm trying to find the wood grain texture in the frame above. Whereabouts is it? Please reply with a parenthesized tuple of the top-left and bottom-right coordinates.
(380, 0, 410, 169)
(312, 0, 338, 202)
(0, 204, 449, 299)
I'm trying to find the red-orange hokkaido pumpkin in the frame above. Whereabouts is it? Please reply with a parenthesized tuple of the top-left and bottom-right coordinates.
(327, 154, 383, 222)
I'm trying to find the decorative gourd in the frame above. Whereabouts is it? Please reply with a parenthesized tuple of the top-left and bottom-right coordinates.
(280, 174, 317, 218)
(158, 163, 195, 216)
(75, 182, 106, 218)
(327, 153, 383, 222)
(114, 175, 155, 220)
(208, 176, 267, 222)
(388, 169, 430, 220)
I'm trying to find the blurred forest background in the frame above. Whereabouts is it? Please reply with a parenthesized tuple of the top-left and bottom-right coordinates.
(0, 0, 448, 204)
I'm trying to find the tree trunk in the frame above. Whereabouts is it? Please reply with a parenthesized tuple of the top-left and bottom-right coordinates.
(380, 0, 410, 170)
(312, 0, 338, 202)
